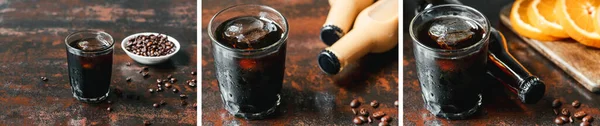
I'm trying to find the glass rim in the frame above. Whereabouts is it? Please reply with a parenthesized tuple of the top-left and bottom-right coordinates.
(409, 4, 491, 53)
(207, 4, 289, 53)
(64, 30, 115, 54)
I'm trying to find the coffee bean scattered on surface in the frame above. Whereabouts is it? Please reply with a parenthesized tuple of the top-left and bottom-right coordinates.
(126, 62, 131, 66)
(142, 72, 149, 77)
(394, 100, 398, 107)
(170, 78, 177, 83)
(165, 83, 172, 88)
(125, 34, 176, 57)
(573, 100, 581, 108)
(191, 71, 196, 75)
(562, 108, 570, 116)
(583, 115, 594, 122)
(553, 99, 562, 108)
(359, 108, 369, 116)
(156, 79, 162, 84)
(148, 89, 154, 93)
(581, 121, 591, 126)
(153, 103, 159, 108)
(106, 107, 112, 112)
(575, 111, 587, 119)
(555, 117, 565, 125)
(559, 115, 569, 122)
(179, 94, 187, 99)
(172, 88, 178, 93)
(370, 100, 379, 108)
(367, 116, 373, 123)
(41, 77, 48, 81)
(353, 117, 363, 125)
(372, 111, 386, 119)
(358, 116, 367, 122)
(126, 77, 132, 82)
(350, 99, 360, 108)
(378, 121, 389, 126)
(167, 74, 173, 79)
(381, 115, 392, 122)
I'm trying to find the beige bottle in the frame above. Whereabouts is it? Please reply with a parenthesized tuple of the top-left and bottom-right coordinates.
(318, 0, 399, 75)
(320, 0, 375, 46)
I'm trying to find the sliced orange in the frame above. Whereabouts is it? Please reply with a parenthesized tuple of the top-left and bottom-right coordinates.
(510, 0, 561, 41)
(527, 0, 570, 38)
(556, 0, 600, 48)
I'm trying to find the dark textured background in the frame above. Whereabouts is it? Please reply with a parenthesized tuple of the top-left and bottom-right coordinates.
(0, 0, 197, 125)
(202, 0, 399, 125)
(404, 0, 600, 125)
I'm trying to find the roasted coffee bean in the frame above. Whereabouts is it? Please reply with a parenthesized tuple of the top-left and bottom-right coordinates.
(555, 117, 565, 125)
(188, 81, 196, 87)
(573, 100, 581, 108)
(372, 111, 386, 119)
(553, 99, 562, 108)
(583, 115, 594, 122)
(367, 116, 373, 123)
(378, 121, 389, 126)
(370, 100, 379, 108)
(180, 101, 187, 106)
(170, 78, 177, 83)
(394, 100, 398, 107)
(191, 71, 196, 75)
(106, 107, 112, 112)
(41, 77, 48, 81)
(149, 89, 154, 93)
(165, 83, 172, 88)
(156, 88, 163, 92)
(153, 103, 159, 108)
(172, 88, 178, 93)
(381, 116, 392, 122)
(160, 100, 166, 105)
(143, 120, 151, 125)
(352, 108, 357, 115)
(350, 99, 361, 108)
(562, 108, 570, 116)
(142, 72, 149, 77)
(570, 116, 574, 123)
(156, 79, 162, 84)
(126, 77, 132, 82)
(192, 103, 197, 110)
(575, 111, 588, 119)
(358, 116, 367, 122)
(126, 62, 131, 66)
(359, 108, 369, 116)
(581, 121, 591, 126)
(353, 117, 363, 125)
(167, 74, 173, 79)
(559, 115, 569, 122)
(180, 94, 187, 99)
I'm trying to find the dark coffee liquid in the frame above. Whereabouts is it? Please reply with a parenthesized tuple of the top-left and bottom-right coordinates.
(213, 16, 286, 118)
(413, 16, 488, 119)
(67, 38, 113, 100)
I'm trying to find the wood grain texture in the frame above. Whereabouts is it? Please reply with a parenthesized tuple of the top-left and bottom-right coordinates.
(201, 0, 399, 125)
(499, 4, 600, 92)
(0, 0, 197, 125)
(404, 1, 600, 125)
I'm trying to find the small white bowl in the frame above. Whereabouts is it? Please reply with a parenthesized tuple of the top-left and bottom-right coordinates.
(121, 32, 181, 65)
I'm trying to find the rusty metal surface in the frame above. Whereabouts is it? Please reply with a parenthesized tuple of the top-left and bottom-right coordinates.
(201, 0, 399, 125)
(403, 0, 600, 125)
(0, 0, 197, 125)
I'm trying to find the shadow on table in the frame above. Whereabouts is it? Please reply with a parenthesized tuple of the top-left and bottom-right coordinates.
(332, 46, 399, 92)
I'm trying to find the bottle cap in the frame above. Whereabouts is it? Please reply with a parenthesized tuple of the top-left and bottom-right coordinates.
(317, 49, 341, 75)
(519, 76, 546, 104)
(320, 25, 344, 46)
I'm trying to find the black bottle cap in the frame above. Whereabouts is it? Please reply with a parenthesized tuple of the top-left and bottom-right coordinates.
(320, 25, 344, 46)
(519, 76, 546, 104)
(317, 49, 341, 75)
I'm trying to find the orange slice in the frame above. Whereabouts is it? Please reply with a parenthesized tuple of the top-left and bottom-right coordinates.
(556, 0, 600, 48)
(527, 0, 570, 38)
(510, 0, 561, 41)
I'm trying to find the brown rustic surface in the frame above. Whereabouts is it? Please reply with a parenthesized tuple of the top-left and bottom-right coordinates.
(0, 0, 197, 125)
(404, 0, 600, 125)
(201, 0, 399, 125)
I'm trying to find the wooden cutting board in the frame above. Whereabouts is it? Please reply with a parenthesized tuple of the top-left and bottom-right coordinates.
(499, 3, 600, 92)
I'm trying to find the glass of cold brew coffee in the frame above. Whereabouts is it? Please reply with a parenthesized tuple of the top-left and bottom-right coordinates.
(65, 30, 114, 103)
(208, 4, 288, 119)
(410, 4, 490, 119)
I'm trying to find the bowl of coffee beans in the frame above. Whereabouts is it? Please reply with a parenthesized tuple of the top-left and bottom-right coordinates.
(121, 32, 180, 65)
